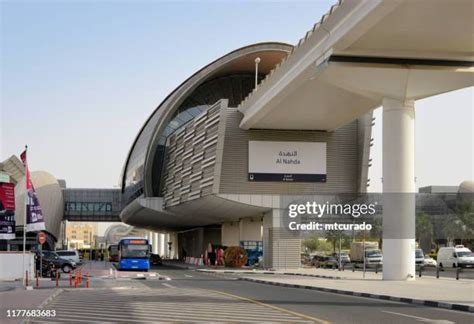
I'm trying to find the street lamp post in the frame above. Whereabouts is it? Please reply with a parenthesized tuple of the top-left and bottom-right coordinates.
(254, 57, 261, 89)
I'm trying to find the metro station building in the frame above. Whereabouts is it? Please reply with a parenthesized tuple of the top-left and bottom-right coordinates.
(119, 41, 373, 269)
(120, 0, 473, 278)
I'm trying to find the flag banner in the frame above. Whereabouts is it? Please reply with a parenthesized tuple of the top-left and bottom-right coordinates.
(20, 150, 45, 232)
(0, 182, 16, 239)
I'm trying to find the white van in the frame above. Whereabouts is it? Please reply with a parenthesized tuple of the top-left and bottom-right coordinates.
(56, 250, 81, 264)
(437, 245, 474, 269)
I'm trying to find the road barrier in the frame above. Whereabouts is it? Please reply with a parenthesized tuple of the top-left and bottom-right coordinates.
(25, 270, 29, 287)
(55, 271, 59, 288)
(36, 271, 39, 288)
(435, 266, 473, 280)
(86, 272, 90, 288)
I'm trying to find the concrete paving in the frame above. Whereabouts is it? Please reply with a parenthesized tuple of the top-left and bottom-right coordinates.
(0, 284, 60, 324)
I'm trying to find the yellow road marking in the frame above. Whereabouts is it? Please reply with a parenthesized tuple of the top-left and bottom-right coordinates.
(206, 289, 331, 324)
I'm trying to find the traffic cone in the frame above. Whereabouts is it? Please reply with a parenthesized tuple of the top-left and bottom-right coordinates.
(86, 272, 90, 288)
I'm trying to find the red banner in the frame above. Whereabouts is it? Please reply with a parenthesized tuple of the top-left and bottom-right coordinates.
(0, 182, 15, 211)
(0, 182, 15, 239)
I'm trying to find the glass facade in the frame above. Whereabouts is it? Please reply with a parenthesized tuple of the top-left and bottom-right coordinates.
(64, 202, 113, 214)
(123, 73, 263, 203)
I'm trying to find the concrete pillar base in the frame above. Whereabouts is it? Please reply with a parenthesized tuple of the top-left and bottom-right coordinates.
(263, 209, 300, 270)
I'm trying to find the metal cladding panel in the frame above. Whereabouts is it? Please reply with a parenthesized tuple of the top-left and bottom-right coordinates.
(219, 109, 360, 194)
(264, 228, 301, 269)
(162, 101, 226, 208)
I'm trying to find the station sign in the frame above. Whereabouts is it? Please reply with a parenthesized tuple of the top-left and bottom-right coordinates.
(248, 141, 327, 182)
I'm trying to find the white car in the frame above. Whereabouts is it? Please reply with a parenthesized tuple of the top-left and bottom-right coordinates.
(437, 245, 474, 268)
(56, 250, 81, 265)
(423, 256, 437, 267)
(415, 249, 425, 266)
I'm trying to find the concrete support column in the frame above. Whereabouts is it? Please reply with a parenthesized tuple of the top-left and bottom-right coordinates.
(169, 232, 178, 259)
(221, 222, 240, 246)
(382, 97, 416, 280)
(146, 231, 152, 244)
(263, 209, 300, 270)
(158, 234, 165, 256)
(152, 233, 159, 254)
(239, 217, 262, 241)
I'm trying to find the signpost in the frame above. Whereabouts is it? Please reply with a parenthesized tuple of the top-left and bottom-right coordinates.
(38, 232, 46, 245)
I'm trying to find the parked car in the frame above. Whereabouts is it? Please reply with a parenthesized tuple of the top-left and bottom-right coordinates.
(438, 245, 474, 269)
(332, 252, 351, 265)
(40, 251, 76, 273)
(56, 250, 81, 264)
(311, 255, 339, 269)
(150, 254, 162, 266)
(415, 249, 425, 266)
(423, 256, 437, 267)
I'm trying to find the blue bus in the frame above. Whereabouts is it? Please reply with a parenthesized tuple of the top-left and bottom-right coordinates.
(117, 237, 151, 271)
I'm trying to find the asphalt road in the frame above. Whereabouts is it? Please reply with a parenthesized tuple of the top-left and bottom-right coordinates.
(141, 265, 473, 324)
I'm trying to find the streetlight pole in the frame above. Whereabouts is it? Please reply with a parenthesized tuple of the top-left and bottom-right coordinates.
(254, 57, 261, 89)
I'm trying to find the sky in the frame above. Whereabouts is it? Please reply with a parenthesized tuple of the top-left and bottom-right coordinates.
(1, 0, 472, 192)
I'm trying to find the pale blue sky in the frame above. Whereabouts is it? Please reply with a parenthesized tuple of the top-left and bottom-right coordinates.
(1, 0, 472, 190)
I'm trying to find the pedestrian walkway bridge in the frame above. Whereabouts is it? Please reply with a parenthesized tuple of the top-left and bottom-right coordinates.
(62, 188, 122, 222)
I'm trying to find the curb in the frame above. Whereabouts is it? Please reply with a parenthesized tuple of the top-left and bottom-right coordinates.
(281, 272, 342, 280)
(197, 269, 275, 275)
(36, 288, 63, 309)
(162, 262, 197, 270)
(197, 269, 342, 279)
(239, 278, 474, 313)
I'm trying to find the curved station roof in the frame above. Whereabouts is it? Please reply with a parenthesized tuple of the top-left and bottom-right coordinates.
(121, 42, 292, 204)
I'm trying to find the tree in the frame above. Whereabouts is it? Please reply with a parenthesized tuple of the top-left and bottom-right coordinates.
(302, 236, 332, 253)
(443, 201, 473, 245)
(325, 230, 350, 252)
(302, 236, 320, 252)
(325, 230, 339, 252)
(416, 211, 433, 250)
(369, 218, 383, 248)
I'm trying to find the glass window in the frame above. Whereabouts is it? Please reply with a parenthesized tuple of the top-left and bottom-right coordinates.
(123, 73, 259, 200)
(121, 244, 149, 258)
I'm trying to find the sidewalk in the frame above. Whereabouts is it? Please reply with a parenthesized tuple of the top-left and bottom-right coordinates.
(0, 284, 61, 324)
(238, 268, 474, 312)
